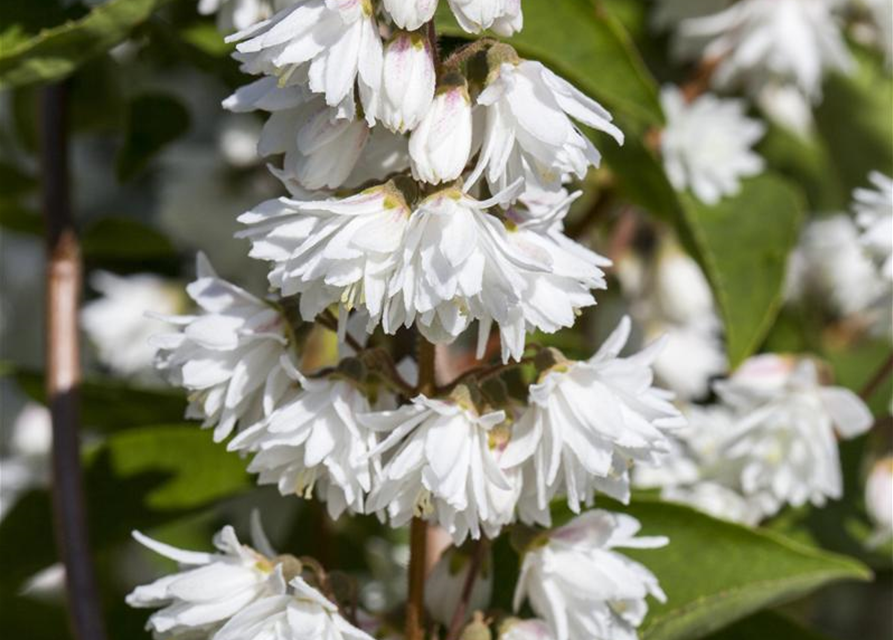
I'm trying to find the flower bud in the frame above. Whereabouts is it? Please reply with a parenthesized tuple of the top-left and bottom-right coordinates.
(867, 457, 893, 547)
(383, 0, 438, 30)
(409, 75, 473, 184)
(424, 545, 493, 626)
(380, 31, 437, 133)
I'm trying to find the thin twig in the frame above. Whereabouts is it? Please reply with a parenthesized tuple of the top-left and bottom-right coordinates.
(860, 353, 893, 402)
(42, 82, 107, 640)
(439, 356, 536, 395)
(445, 539, 488, 640)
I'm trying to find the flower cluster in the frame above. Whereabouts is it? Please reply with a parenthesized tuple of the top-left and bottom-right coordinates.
(640, 354, 873, 525)
(128, 524, 374, 640)
(125, 0, 889, 639)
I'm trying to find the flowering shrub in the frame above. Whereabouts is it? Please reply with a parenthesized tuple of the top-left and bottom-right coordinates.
(1, 1, 891, 640)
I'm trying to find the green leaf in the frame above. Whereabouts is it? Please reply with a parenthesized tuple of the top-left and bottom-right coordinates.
(0, 424, 251, 595)
(815, 47, 893, 196)
(117, 93, 191, 181)
(179, 21, 233, 57)
(604, 499, 872, 640)
(0, 0, 179, 89)
(702, 611, 833, 640)
(82, 216, 178, 264)
(14, 370, 187, 432)
(678, 175, 804, 367)
(434, 0, 662, 127)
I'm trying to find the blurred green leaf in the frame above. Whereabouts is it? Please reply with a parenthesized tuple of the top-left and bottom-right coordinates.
(0, 0, 178, 89)
(435, 0, 662, 127)
(82, 216, 178, 264)
(14, 370, 187, 432)
(599, 499, 872, 640)
(179, 21, 232, 57)
(0, 424, 250, 596)
(816, 47, 893, 196)
(117, 93, 191, 181)
(679, 175, 804, 368)
(0, 200, 42, 235)
(701, 611, 832, 640)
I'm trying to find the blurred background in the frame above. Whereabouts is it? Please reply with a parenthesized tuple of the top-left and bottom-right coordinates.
(0, 1, 891, 639)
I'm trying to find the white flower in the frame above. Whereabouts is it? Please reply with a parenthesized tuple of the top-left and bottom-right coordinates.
(712, 354, 874, 516)
(469, 54, 623, 194)
(226, 79, 411, 191)
(662, 481, 764, 526)
(238, 182, 411, 332)
(502, 317, 686, 526)
(678, 0, 852, 102)
(228, 363, 377, 519)
(616, 238, 727, 400)
(81, 272, 186, 378)
(377, 31, 436, 133)
(425, 545, 493, 626)
(363, 394, 519, 543)
(0, 402, 52, 520)
(448, 0, 523, 36)
(228, 0, 382, 120)
(853, 171, 893, 281)
(514, 510, 667, 640)
(651, 321, 727, 401)
(866, 457, 893, 547)
(152, 254, 293, 442)
(787, 215, 885, 317)
(660, 86, 765, 205)
(215, 576, 375, 640)
(409, 77, 474, 185)
(499, 619, 555, 640)
(383, 0, 438, 31)
(199, 0, 275, 33)
(126, 526, 285, 638)
(756, 81, 815, 138)
(384, 184, 604, 362)
(503, 193, 610, 355)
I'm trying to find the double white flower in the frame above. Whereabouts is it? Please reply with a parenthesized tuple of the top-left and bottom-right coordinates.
(81, 271, 185, 378)
(229, 0, 382, 119)
(677, 0, 852, 102)
(238, 183, 412, 331)
(385, 185, 608, 361)
(215, 576, 374, 640)
(712, 354, 873, 516)
(514, 511, 667, 640)
(362, 394, 519, 543)
(503, 317, 685, 526)
(152, 254, 293, 442)
(853, 171, 893, 282)
(659, 86, 765, 205)
(127, 526, 286, 638)
(470, 52, 624, 194)
(228, 360, 378, 519)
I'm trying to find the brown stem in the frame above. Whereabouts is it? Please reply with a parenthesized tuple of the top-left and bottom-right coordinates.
(444, 539, 488, 640)
(406, 333, 438, 640)
(407, 517, 430, 640)
(427, 20, 441, 72)
(42, 82, 107, 640)
(861, 353, 893, 402)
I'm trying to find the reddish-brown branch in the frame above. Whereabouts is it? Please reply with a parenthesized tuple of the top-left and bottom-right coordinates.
(42, 82, 107, 640)
(861, 353, 893, 402)
(444, 539, 488, 640)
